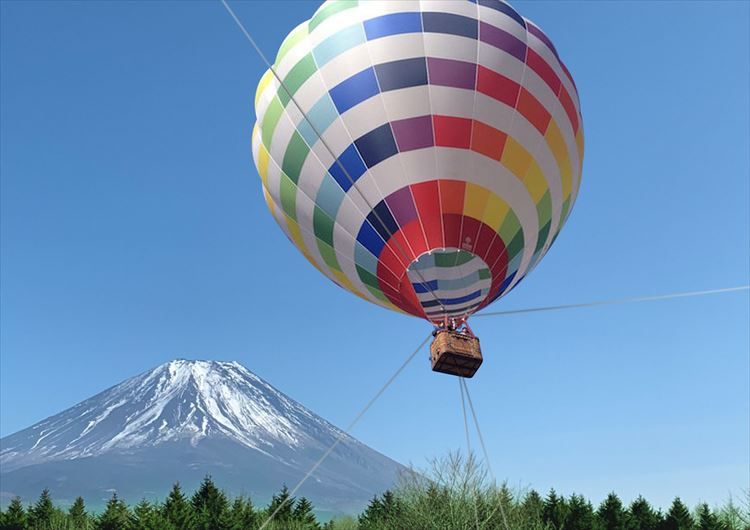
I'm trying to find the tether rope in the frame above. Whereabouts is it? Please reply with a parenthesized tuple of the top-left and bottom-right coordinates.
(258, 334, 431, 530)
(474, 286, 749, 318)
(462, 378, 510, 530)
(220, 0, 447, 315)
(459, 378, 481, 530)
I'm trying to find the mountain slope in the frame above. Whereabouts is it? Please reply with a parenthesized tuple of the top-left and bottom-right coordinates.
(0, 360, 405, 512)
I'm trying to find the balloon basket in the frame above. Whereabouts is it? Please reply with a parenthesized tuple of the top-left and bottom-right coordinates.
(430, 329, 483, 378)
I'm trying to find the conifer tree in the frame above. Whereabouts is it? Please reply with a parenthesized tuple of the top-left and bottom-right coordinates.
(265, 485, 295, 524)
(133, 499, 164, 530)
(97, 493, 132, 530)
(358, 495, 385, 529)
(1, 497, 27, 530)
(598, 492, 627, 530)
(566, 494, 596, 530)
(626, 496, 663, 530)
(543, 489, 568, 529)
(695, 503, 721, 530)
(69, 496, 89, 529)
(293, 497, 319, 529)
(191, 475, 231, 530)
(162, 482, 194, 529)
(663, 497, 695, 530)
(229, 496, 258, 530)
(517, 489, 544, 526)
(29, 488, 56, 528)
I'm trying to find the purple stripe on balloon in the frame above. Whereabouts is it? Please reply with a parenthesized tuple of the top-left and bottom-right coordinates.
(391, 115, 434, 152)
(526, 21, 559, 60)
(427, 58, 476, 90)
(479, 22, 526, 63)
(386, 186, 419, 227)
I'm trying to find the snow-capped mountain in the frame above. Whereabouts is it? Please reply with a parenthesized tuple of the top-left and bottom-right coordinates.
(0, 360, 405, 512)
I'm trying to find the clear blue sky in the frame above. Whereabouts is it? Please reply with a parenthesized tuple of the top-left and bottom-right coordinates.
(1, 0, 748, 510)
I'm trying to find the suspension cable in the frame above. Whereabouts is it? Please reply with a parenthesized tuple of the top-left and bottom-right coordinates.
(258, 333, 431, 530)
(219, 0, 447, 315)
(474, 285, 749, 318)
(462, 378, 510, 530)
(459, 378, 480, 530)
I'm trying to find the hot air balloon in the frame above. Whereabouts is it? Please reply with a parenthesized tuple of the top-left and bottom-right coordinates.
(252, 0, 583, 377)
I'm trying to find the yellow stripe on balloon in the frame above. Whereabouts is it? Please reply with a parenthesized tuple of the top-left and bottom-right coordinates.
(482, 190, 510, 233)
(464, 182, 490, 222)
(500, 136, 533, 179)
(545, 120, 572, 199)
(255, 70, 275, 110)
(523, 161, 548, 203)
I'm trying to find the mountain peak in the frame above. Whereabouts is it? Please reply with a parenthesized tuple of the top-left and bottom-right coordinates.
(1, 358, 345, 471)
(0, 359, 403, 511)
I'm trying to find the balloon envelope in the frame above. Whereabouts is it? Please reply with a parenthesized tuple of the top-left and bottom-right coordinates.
(253, 0, 583, 323)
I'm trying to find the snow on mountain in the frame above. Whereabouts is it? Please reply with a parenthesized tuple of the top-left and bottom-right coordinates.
(0, 360, 405, 512)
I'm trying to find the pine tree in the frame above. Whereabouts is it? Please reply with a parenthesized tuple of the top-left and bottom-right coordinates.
(29, 488, 56, 528)
(695, 503, 722, 530)
(133, 499, 164, 530)
(265, 485, 295, 524)
(229, 496, 258, 530)
(162, 482, 194, 529)
(1, 497, 27, 530)
(97, 493, 132, 530)
(566, 494, 596, 530)
(191, 475, 231, 530)
(358, 495, 385, 529)
(518, 489, 544, 525)
(663, 497, 695, 530)
(543, 489, 568, 529)
(293, 497, 319, 528)
(69, 496, 89, 529)
(598, 492, 627, 530)
(626, 496, 663, 530)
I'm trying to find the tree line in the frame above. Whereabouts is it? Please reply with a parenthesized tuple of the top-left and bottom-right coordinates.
(1, 455, 748, 529)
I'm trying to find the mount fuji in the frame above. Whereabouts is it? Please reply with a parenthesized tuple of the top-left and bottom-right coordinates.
(0, 359, 405, 512)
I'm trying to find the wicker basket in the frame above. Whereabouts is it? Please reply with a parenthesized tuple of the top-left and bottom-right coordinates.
(430, 330, 483, 378)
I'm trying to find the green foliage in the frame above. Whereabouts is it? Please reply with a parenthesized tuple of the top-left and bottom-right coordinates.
(191, 475, 231, 530)
(1, 468, 747, 530)
(68, 496, 90, 529)
(599, 492, 627, 530)
(663, 497, 695, 530)
(1, 497, 27, 530)
(229, 496, 259, 530)
(96, 493, 131, 530)
(162, 482, 193, 529)
(627, 495, 664, 530)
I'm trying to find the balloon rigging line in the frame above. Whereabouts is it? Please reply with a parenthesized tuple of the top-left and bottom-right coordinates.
(462, 378, 510, 530)
(459, 379, 481, 530)
(258, 333, 432, 530)
(473, 285, 750, 318)
(220, 0, 448, 315)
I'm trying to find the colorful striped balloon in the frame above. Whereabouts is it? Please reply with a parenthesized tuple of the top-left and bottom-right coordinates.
(252, 0, 583, 323)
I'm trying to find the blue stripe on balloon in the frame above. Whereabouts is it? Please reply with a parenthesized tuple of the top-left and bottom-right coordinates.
(297, 96, 337, 146)
(357, 220, 386, 257)
(354, 123, 398, 169)
(367, 201, 399, 242)
(329, 67, 379, 114)
(315, 175, 345, 220)
(328, 144, 367, 192)
(364, 12, 422, 40)
(313, 25, 366, 67)
(422, 12, 477, 39)
(374, 57, 428, 92)
(412, 279, 439, 293)
(420, 289, 484, 308)
(355, 240, 380, 273)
